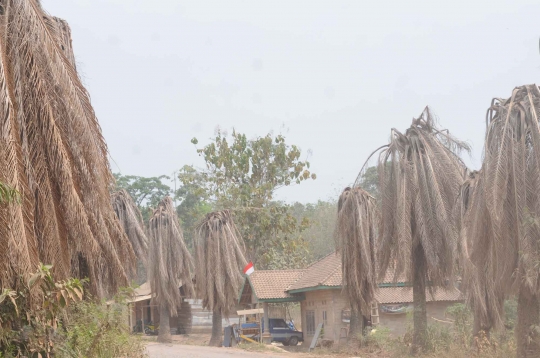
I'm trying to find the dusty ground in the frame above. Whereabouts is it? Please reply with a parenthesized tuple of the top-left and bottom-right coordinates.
(142, 333, 391, 358)
(146, 343, 288, 358)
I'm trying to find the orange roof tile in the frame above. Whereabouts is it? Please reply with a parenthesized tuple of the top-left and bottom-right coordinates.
(288, 253, 342, 291)
(244, 252, 462, 305)
(248, 269, 305, 300)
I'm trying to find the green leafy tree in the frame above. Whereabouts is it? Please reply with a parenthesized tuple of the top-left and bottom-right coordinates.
(291, 201, 336, 261)
(113, 174, 172, 221)
(175, 165, 213, 248)
(187, 130, 315, 269)
(357, 166, 380, 199)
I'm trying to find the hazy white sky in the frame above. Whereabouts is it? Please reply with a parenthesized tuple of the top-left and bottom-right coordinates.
(42, 0, 539, 203)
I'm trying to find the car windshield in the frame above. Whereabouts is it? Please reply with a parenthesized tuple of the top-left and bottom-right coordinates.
(272, 320, 288, 328)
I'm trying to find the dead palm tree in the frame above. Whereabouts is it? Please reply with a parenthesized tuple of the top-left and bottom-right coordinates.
(454, 170, 505, 339)
(335, 187, 378, 337)
(477, 84, 540, 357)
(148, 197, 194, 343)
(360, 107, 469, 352)
(194, 210, 247, 346)
(112, 189, 149, 265)
(0, 1, 134, 297)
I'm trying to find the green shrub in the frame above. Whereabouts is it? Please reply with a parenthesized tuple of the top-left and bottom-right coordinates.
(445, 303, 472, 346)
(56, 292, 146, 358)
(358, 326, 393, 352)
(0, 264, 145, 358)
(503, 297, 517, 331)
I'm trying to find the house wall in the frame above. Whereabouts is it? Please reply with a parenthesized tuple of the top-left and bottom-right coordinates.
(301, 289, 349, 344)
(300, 290, 460, 344)
(378, 301, 456, 336)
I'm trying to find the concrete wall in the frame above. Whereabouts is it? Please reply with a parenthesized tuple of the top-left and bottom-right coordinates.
(300, 289, 459, 344)
(301, 289, 349, 344)
(378, 301, 455, 336)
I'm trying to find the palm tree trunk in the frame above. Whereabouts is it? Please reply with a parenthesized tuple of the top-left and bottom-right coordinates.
(209, 308, 222, 347)
(472, 310, 490, 340)
(412, 245, 427, 354)
(157, 304, 172, 343)
(349, 305, 364, 341)
(516, 286, 540, 358)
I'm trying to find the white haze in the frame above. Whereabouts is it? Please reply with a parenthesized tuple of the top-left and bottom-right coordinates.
(43, 0, 540, 203)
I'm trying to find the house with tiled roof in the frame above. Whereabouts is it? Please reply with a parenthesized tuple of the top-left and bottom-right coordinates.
(238, 252, 462, 343)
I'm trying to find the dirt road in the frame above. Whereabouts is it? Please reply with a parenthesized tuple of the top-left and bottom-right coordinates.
(146, 343, 288, 358)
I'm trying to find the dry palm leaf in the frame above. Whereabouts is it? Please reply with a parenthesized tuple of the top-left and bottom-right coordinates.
(372, 107, 469, 286)
(112, 189, 149, 265)
(356, 107, 469, 350)
(479, 85, 540, 356)
(0, 1, 134, 297)
(194, 210, 247, 317)
(148, 197, 194, 317)
(483, 85, 540, 296)
(455, 170, 505, 332)
(335, 187, 378, 317)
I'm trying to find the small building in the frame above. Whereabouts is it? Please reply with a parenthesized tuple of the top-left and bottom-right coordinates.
(238, 269, 305, 330)
(238, 252, 462, 344)
(127, 281, 195, 334)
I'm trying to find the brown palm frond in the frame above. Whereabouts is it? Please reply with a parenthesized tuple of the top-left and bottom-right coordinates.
(0, 1, 134, 297)
(335, 187, 378, 317)
(482, 85, 540, 296)
(148, 197, 194, 316)
(112, 189, 148, 265)
(194, 210, 247, 317)
(455, 170, 505, 331)
(374, 107, 469, 286)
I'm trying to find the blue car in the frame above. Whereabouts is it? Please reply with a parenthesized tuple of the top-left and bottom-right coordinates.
(242, 318, 303, 346)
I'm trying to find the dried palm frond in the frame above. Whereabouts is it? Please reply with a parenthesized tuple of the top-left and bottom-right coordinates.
(483, 85, 540, 296)
(0, 1, 134, 297)
(455, 170, 505, 332)
(356, 107, 468, 350)
(479, 85, 540, 356)
(148, 197, 194, 317)
(194, 210, 247, 317)
(335, 187, 378, 318)
(373, 107, 469, 286)
(112, 189, 148, 265)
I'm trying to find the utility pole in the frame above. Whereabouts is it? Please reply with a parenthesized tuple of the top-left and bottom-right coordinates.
(172, 170, 178, 206)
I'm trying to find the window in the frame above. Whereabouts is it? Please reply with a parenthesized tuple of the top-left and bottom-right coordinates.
(272, 319, 288, 329)
(306, 310, 315, 335)
(322, 310, 327, 326)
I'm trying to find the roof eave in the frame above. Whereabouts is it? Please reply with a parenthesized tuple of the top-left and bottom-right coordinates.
(288, 285, 341, 294)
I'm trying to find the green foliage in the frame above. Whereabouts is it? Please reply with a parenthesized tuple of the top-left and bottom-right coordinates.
(503, 297, 517, 330)
(57, 288, 145, 358)
(175, 165, 213, 248)
(113, 173, 172, 221)
(0, 182, 20, 204)
(291, 200, 337, 261)
(185, 129, 316, 269)
(0, 265, 144, 358)
(0, 264, 86, 357)
(359, 326, 393, 352)
(445, 303, 472, 345)
(357, 166, 379, 199)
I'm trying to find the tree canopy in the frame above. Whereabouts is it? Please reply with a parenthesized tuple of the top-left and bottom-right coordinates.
(113, 174, 172, 221)
(184, 130, 316, 269)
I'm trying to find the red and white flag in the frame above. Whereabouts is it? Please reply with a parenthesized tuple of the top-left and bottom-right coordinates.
(243, 261, 255, 276)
